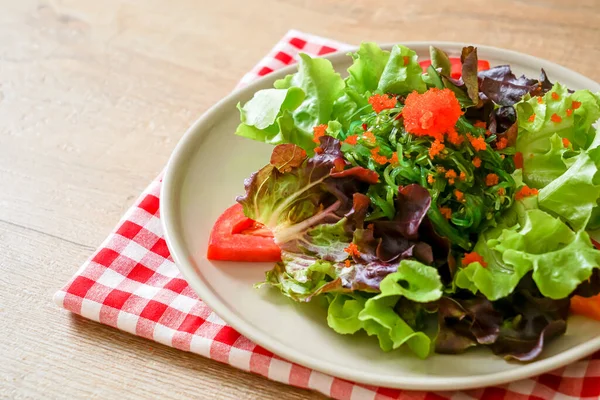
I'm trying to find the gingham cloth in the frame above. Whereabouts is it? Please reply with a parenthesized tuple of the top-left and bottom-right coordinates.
(54, 30, 600, 400)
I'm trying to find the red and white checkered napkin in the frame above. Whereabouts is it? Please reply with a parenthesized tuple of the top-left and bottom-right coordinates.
(54, 30, 600, 400)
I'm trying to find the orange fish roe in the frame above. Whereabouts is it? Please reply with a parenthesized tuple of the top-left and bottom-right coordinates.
(562, 137, 571, 148)
(498, 187, 506, 196)
(369, 94, 397, 113)
(403, 56, 410, 65)
(485, 173, 499, 186)
(445, 169, 457, 185)
(370, 147, 389, 165)
(389, 152, 399, 166)
(467, 134, 487, 151)
(454, 190, 464, 202)
(515, 185, 539, 201)
(566, 108, 573, 117)
(312, 124, 327, 144)
(528, 114, 536, 122)
(514, 152, 523, 169)
(362, 131, 376, 144)
(344, 243, 361, 257)
(572, 101, 581, 109)
(496, 137, 508, 150)
(446, 128, 464, 145)
(436, 165, 447, 174)
(427, 174, 436, 184)
(459, 171, 466, 181)
(462, 252, 487, 267)
(344, 259, 351, 268)
(472, 157, 482, 168)
(314, 147, 324, 154)
(402, 88, 463, 142)
(537, 97, 544, 104)
(473, 121, 487, 129)
(439, 206, 453, 219)
(551, 92, 560, 101)
(344, 135, 358, 145)
(429, 140, 446, 159)
(551, 113, 562, 123)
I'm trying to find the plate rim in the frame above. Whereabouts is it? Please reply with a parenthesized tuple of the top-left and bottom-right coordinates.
(161, 41, 600, 391)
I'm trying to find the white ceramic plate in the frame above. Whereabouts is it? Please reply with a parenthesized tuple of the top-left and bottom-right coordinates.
(161, 42, 600, 391)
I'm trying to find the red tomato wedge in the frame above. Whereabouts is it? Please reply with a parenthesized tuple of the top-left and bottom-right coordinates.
(207, 203, 281, 262)
(570, 238, 600, 320)
(419, 57, 491, 79)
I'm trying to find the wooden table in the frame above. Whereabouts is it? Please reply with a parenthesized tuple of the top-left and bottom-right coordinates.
(1, 0, 599, 398)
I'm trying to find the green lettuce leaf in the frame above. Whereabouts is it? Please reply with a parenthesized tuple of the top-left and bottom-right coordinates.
(303, 218, 352, 262)
(327, 260, 442, 359)
(238, 87, 305, 129)
(454, 231, 524, 301)
(260, 255, 345, 302)
(375, 260, 443, 303)
(274, 53, 345, 133)
(327, 293, 366, 334)
(519, 133, 568, 188)
(538, 147, 600, 230)
(455, 204, 600, 300)
(510, 229, 600, 299)
(346, 42, 390, 94)
(515, 84, 600, 230)
(572, 90, 600, 148)
(236, 53, 345, 152)
(377, 45, 427, 94)
(516, 83, 600, 188)
(331, 93, 359, 130)
(428, 46, 451, 76)
(359, 297, 431, 358)
(235, 87, 311, 149)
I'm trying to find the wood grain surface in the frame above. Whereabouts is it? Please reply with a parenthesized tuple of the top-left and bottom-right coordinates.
(1, 0, 599, 398)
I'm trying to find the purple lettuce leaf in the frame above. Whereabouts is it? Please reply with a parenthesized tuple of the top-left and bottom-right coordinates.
(488, 106, 516, 135)
(508, 281, 571, 359)
(237, 137, 374, 244)
(572, 269, 600, 298)
(418, 217, 454, 282)
(478, 65, 539, 107)
(492, 320, 567, 362)
(537, 68, 554, 94)
(435, 295, 502, 354)
(436, 273, 571, 361)
(369, 184, 433, 262)
(345, 184, 451, 291)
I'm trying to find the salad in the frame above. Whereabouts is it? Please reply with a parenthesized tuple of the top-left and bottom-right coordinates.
(207, 43, 600, 361)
